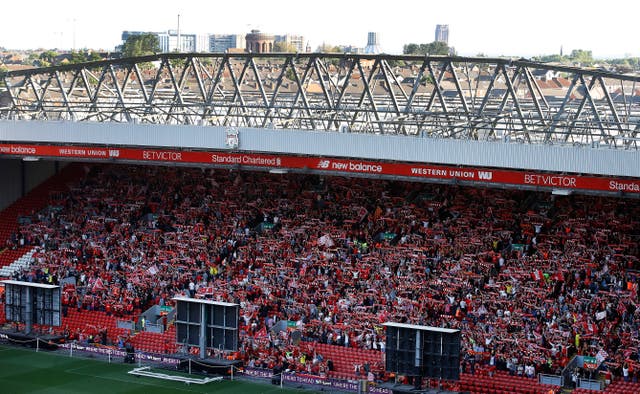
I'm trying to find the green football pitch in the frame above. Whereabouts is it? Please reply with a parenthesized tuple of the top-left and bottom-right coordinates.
(0, 345, 316, 394)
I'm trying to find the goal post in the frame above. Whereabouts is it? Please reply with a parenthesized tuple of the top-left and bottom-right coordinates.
(127, 365, 223, 385)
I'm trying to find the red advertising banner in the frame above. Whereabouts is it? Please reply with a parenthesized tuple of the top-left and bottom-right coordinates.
(1, 143, 638, 194)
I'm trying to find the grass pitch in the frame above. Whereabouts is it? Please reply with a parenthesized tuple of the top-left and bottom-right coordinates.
(0, 345, 313, 393)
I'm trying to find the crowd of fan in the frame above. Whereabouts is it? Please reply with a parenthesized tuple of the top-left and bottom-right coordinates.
(5, 164, 640, 380)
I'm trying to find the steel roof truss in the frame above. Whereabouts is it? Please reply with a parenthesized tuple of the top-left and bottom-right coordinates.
(350, 59, 381, 133)
(404, 59, 427, 113)
(447, 61, 473, 137)
(132, 63, 150, 105)
(379, 59, 402, 133)
(547, 74, 579, 142)
(425, 61, 449, 112)
(285, 56, 316, 130)
(426, 62, 454, 136)
(564, 75, 601, 143)
(202, 56, 228, 122)
(580, 75, 609, 142)
(223, 56, 250, 127)
(597, 75, 625, 145)
(108, 65, 132, 123)
(249, 57, 270, 111)
(330, 57, 358, 130)
(312, 57, 335, 130)
(521, 68, 548, 130)
(1, 53, 638, 149)
(488, 65, 529, 141)
(260, 55, 291, 128)
(2, 75, 19, 118)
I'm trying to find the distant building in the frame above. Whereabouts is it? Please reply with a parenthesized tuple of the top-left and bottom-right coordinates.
(1, 52, 26, 64)
(121, 29, 305, 54)
(245, 30, 275, 53)
(339, 45, 364, 54)
(274, 34, 306, 52)
(121, 30, 208, 53)
(364, 32, 382, 54)
(435, 24, 449, 44)
(531, 69, 559, 81)
(209, 34, 246, 53)
(158, 31, 208, 53)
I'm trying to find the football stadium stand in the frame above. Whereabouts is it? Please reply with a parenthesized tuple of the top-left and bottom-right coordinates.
(0, 163, 638, 393)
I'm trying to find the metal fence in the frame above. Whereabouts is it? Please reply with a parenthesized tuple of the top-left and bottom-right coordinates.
(578, 378, 604, 391)
(538, 373, 564, 386)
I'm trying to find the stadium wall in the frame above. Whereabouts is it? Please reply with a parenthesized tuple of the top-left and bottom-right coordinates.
(0, 120, 638, 178)
(0, 158, 60, 211)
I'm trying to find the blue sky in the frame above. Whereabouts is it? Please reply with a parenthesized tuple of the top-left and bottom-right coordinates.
(1, 0, 638, 58)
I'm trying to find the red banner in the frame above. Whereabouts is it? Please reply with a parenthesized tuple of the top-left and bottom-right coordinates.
(1, 143, 638, 194)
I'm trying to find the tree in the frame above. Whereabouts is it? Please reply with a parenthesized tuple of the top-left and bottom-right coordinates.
(0, 64, 6, 88)
(569, 49, 593, 66)
(404, 43, 419, 54)
(121, 33, 160, 58)
(403, 41, 451, 56)
(610, 57, 639, 71)
(533, 54, 567, 63)
(0, 63, 7, 87)
(387, 60, 406, 68)
(37, 50, 58, 67)
(429, 41, 451, 56)
(69, 50, 102, 64)
(27, 52, 40, 65)
(421, 74, 435, 85)
(169, 57, 186, 68)
(273, 41, 298, 53)
(285, 67, 298, 81)
(316, 43, 342, 53)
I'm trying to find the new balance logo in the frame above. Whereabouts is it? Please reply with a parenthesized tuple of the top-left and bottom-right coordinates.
(317, 160, 330, 169)
(478, 171, 493, 180)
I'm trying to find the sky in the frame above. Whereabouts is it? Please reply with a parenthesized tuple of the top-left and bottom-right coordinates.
(1, 0, 638, 59)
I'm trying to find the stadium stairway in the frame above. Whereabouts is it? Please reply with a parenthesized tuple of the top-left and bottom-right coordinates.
(0, 163, 85, 266)
(0, 247, 36, 278)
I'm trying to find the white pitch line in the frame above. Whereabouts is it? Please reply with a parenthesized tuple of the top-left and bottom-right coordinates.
(64, 366, 206, 393)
